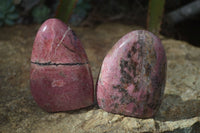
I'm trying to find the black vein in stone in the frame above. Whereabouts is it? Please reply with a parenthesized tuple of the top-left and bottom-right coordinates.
(31, 61, 88, 66)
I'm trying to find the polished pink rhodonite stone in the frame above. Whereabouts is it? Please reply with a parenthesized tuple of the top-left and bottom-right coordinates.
(30, 18, 94, 112)
(97, 30, 167, 118)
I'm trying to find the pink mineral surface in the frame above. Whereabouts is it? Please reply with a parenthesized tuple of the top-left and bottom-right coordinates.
(30, 18, 94, 112)
(96, 30, 167, 118)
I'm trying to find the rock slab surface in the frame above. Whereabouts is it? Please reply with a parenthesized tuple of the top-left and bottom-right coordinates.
(0, 23, 199, 132)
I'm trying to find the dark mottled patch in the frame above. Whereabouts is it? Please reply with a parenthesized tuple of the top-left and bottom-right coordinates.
(111, 31, 160, 110)
(131, 46, 137, 53)
(146, 91, 150, 102)
(138, 45, 143, 58)
(129, 97, 136, 103)
(111, 31, 164, 116)
(151, 75, 163, 92)
(148, 74, 164, 111)
(130, 60, 137, 75)
(143, 107, 148, 115)
(112, 41, 141, 105)
(110, 103, 114, 107)
(114, 103, 119, 108)
(119, 87, 127, 93)
(111, 95, 119, 100)
(127, 65, 132, 72)
(132, 107, 136, 112)
(113, 85, 120, 89)
(71, 30, 78, 41)
(120, 97, 126, 104)
(59, 71, 66, 78)
(120, 93, 136, 105)
(120, 77, 125, 84)
(133, 83, 139, 92)
(120, 59, 128, 68)
(145, 63, 151, 76)
(101, 99, 105, 103)
(120, 70, 132, 84)
(147, 103, 158, 110)
(138, 39, 144, 46)
(127, 52, 131, 58)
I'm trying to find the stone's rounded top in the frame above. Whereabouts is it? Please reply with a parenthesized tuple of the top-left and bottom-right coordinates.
(31, 18, 88, 64)
(107, 30, 165, 62)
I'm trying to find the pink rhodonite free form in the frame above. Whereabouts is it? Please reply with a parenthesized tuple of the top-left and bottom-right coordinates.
(30, 18, 94, 112)
(96, 30, 167, 118)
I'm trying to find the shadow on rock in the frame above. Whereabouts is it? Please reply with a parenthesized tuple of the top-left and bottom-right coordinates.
(155, 94, 200, 121)
(163, 121, 200, 133)
(64, 105, 98, 115)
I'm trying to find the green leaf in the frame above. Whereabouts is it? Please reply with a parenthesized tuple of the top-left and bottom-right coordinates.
(7, 13, 19, 20)
(5, 18, 14, 25)
(0, 21, 4, 26)
(55, 0, 78, 23)
(147, 0, 165, 35)
(8, 5, 15, 13)
(77, 0, 83, 5)
(0, 0, 12, 12)
(0, 12, 5, 19)
(80, 3, 91, 10)
(32, 5, 50, 23)
(6, 0, 13, 11)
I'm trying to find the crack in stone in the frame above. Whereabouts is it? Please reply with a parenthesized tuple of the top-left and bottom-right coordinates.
(31, 61, 88, 66)
(54, 26, 75, 55)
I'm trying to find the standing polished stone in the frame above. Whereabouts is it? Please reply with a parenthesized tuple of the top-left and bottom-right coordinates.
(30, 18, 94, 112)
(97, 30, 167, 118)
